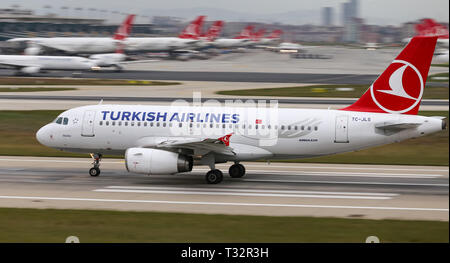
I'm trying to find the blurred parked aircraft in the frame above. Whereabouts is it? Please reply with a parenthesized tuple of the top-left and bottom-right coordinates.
(7, 15, 135, 55)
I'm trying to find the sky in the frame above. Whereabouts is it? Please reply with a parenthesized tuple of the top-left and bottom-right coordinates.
(2, 0, 449, 25)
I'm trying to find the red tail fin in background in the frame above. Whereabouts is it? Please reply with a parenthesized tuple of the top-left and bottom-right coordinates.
(252, 29, 266, 41)
(202, 20, 224, 41)
(415, 19, 449, 39)
(113, 14, 135, 41)
(234, 25, 254, 39)
(341, 36, 437, 115)
(178, 16, 206, 39)
(268, 29, 283, 39)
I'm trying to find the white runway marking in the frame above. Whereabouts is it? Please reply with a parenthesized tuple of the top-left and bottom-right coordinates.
(104, 186, 399, 196)
(93, 188, 393, 200)
(242, 179, 449, 187)
(192, 169, 443, 178)
(0, 195, 447, 212)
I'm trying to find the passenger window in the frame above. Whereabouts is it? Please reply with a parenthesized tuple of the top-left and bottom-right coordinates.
(99, 121, 103, 126)
(314, 126, 318, 131)
(137, 122, 141, 127)
(56, 117, 62, 124)
(150, 122, 153, 127)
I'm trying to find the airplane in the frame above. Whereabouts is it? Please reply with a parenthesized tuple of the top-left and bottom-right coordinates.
(403, 18, 449, 48)
(210, 25, 253, 49)
(0, 51, 130, 74)
(0, 55, 97, 74)
(35, 36, 445, 184)
(256, 30, 283, 45)
(7, 14, 135, 55)
(123, 16, 204, 53)
(267, 42, 304, 53)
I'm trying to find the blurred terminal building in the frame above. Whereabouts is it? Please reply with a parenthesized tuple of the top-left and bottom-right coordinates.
(0, 7, 156, 41)
(0, 6, 448, 45)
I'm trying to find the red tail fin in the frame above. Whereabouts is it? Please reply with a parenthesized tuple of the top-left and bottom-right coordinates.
(113, 14, 135, 40)
(178, 16, 206, 39)
(202, 20, 224, 41)
(268, 29, 283, 39)
(415, 19, 449, 39)
(341, 36, 437, 115)
(252, 29, 266, 41)
(234, 25, 254, 39)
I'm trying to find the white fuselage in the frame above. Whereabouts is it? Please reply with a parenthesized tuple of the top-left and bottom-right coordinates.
(8, 37, 119, 54)
(0, 55, 95, 71)
(36, 104, 443, 161)
(212, 39, 250, 48)
(124, 37, 197, 52)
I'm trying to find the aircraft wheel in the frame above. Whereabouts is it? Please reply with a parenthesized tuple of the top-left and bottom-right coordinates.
(206, 169, 223, 184)
(229, 164, 246, 178)
(89, 167, 101, 177)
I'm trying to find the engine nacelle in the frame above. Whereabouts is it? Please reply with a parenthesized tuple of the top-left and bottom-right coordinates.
(24, 46, 42, 55)
(21, 66, 41, 74)
(125, 148, 193, 175)
(89, 53, 126, 67)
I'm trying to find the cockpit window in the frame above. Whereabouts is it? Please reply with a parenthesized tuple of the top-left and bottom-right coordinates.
(63, 117, 68, 125)
(56, 117, 62, 124)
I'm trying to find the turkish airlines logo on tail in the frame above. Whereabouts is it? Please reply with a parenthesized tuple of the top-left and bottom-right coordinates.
(370, 60, 424, 114)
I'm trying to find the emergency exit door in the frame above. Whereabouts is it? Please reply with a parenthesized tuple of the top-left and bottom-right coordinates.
(81, 110, 96, 137)
(334, 115, 349, 143)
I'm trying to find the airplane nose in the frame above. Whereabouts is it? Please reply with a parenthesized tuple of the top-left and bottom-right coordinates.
(36, 125, 50, 146)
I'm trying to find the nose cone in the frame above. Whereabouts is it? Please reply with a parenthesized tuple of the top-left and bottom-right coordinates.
(36, 125, 50, 146)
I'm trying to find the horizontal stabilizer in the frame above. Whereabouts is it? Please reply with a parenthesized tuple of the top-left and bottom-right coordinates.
(375, 121, 422, 130)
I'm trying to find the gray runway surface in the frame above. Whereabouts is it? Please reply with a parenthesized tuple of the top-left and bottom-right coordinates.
(0, 69, 382, 84)
(0, 94, 447, 106)
(0, 69, 448, 87)
(0, 156, 447, 221)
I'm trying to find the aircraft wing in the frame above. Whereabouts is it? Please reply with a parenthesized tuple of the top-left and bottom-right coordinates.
(0, 61, 37, 69)
(34, 42, 77, 54)
(137, 134, 236, 156)
(119, 59, 160, 64)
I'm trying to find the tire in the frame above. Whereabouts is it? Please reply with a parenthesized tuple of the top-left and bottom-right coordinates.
(89, 167, 100, 177)
(206, 169, 223, 184)
(229, 164, 245, 178)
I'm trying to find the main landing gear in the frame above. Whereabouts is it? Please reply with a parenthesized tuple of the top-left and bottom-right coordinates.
(89, 153, 102, 177)
(205, 163, 246, 184)
(228, 163, 246, 178)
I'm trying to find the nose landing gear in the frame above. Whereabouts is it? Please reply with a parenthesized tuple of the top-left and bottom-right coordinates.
(89, 153, 102, 177)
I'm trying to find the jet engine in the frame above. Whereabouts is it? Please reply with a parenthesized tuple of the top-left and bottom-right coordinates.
(21, 66, 41, 74)
(24, 46, 42, 55)
(125, 148, 193, 175)
(89, 53, 126, 67)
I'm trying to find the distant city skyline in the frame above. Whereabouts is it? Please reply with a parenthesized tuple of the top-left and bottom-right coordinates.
(2, 0, 448, 25)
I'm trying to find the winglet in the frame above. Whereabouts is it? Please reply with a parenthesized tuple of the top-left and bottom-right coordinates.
(218, 133, 233, 146)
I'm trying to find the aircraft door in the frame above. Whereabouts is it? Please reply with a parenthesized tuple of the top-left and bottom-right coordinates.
(81, 110, 96, 137)
(334, 115, 349, 143)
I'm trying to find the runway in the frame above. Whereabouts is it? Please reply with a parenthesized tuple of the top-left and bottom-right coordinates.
(0, 69, 448, 87)
(0, 156, 447, 221)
